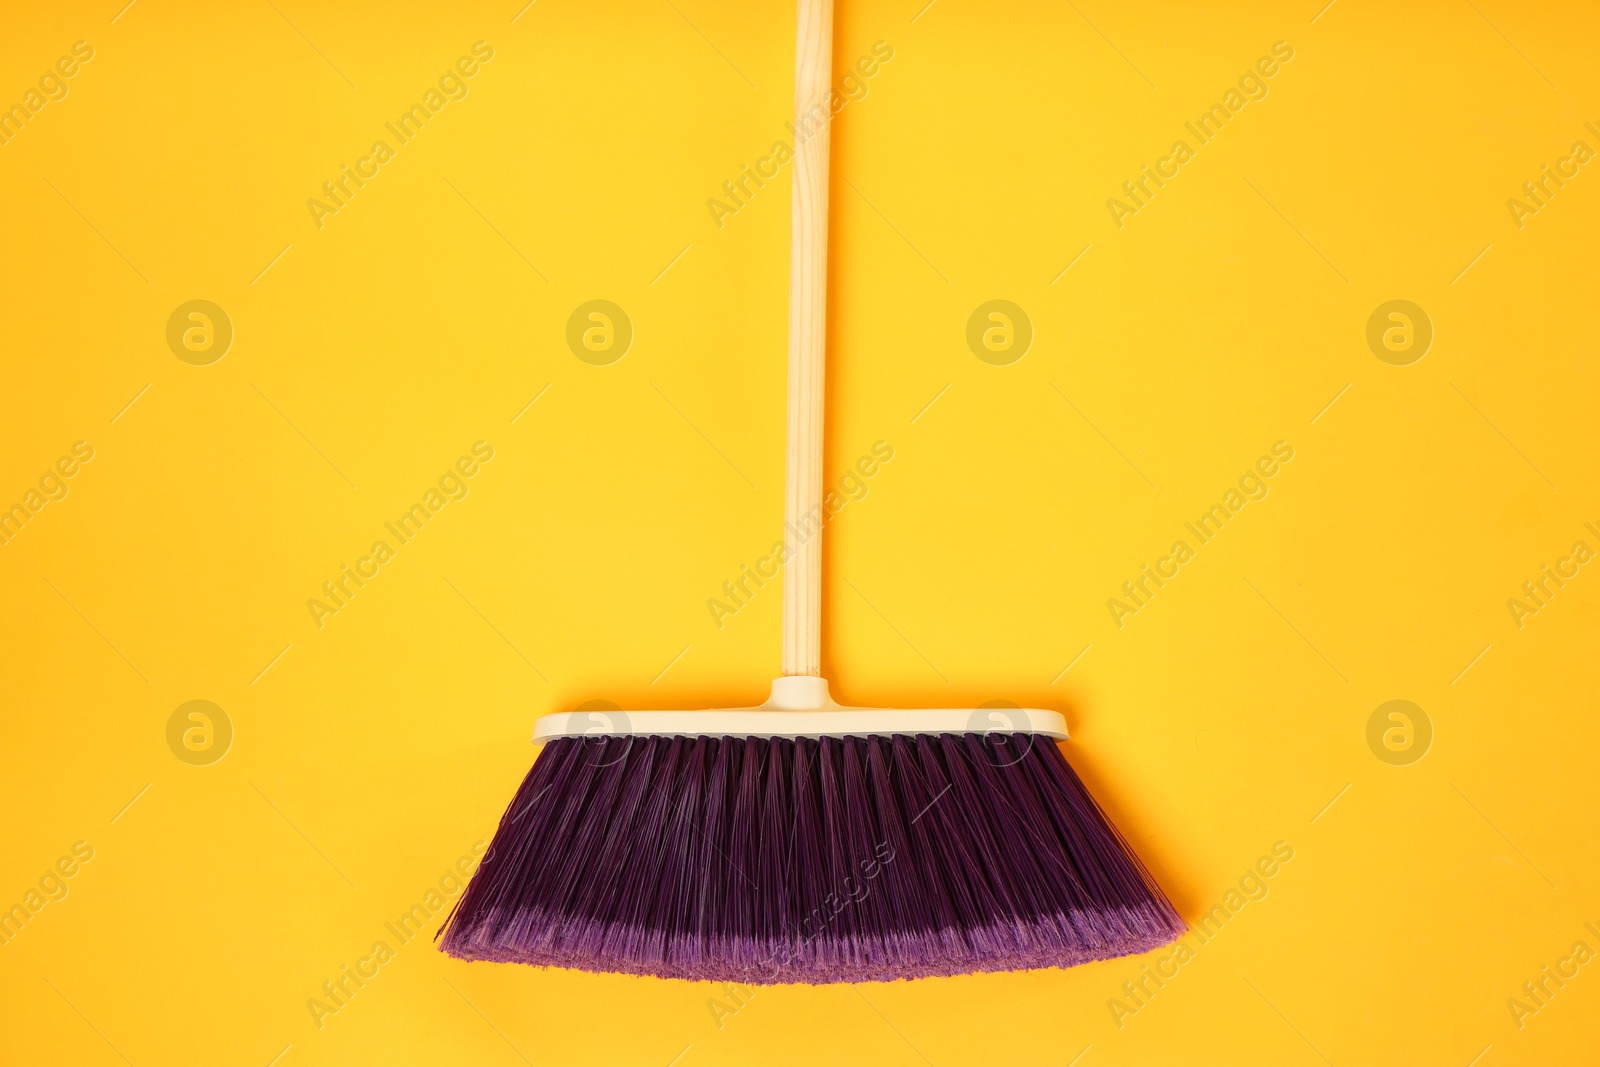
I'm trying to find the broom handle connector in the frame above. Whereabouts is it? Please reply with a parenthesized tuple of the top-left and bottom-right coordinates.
(782, 0, 833, 678)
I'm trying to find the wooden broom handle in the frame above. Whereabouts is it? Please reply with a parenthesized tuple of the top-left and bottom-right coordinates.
(782, 0, 834, 678)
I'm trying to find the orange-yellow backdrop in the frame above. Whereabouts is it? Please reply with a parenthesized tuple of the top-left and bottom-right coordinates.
(2, 1, 1597, 1064)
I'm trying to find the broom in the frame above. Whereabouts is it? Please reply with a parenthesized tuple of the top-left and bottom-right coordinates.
(440, 0, 1185, 983)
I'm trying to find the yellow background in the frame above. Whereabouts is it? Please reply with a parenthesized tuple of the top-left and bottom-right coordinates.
(2, 0, 1597, 1064)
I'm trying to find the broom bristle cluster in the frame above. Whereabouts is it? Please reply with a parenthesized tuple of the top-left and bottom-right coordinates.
(440, 732, 1184, 983)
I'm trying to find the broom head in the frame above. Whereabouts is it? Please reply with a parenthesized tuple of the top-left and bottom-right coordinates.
(440, 680, 1184, 982)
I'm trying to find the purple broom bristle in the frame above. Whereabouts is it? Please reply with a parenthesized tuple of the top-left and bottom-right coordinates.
(440, 733, 1185, 983)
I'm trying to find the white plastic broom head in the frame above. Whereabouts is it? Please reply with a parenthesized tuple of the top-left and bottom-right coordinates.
(533, 677, 1068, 741)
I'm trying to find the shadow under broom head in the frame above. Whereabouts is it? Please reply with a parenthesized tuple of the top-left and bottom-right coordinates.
(440, 0, 1184, 982)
